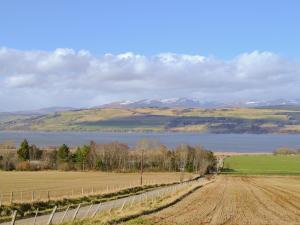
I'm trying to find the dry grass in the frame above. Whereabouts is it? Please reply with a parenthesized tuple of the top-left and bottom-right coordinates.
(0, 171, 194, 203)
(180, 108, 290, 120)
(214, 152, 271, 156)
(169, 124, 208, 132)
(280, 124, 300, 132)
(128, 176, 300, 225)
(63, 179, 208, 225)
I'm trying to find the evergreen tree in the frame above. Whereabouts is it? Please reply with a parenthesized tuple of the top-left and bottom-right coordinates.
(57, 144, 70, 163)
(75, 145, 90, 170)
(17, 139, 30, 161)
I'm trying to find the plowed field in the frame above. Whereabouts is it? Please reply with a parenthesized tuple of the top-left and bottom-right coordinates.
(127, 176, 300, 225)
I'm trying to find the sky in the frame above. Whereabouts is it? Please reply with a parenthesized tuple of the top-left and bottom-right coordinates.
(0, 0, 300, 111)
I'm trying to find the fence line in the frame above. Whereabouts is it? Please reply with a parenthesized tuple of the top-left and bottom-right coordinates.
(0, 178, 186, 205)
(7, 180, 197, 225)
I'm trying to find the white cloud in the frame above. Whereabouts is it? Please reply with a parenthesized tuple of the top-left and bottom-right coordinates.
(4, 74, 38, 88)
(0, 47, 299, 111)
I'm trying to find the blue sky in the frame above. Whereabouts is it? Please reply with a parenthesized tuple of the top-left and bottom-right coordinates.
(1, 1, 300, 111)
(1, 0, 299, 58)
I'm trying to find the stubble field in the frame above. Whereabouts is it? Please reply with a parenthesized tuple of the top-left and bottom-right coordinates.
(0, 171, 190, 204)
(125, 176, 300, 225)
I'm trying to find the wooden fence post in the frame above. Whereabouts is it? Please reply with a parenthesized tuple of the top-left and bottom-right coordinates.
(92, 203, 102, 217)
(47, 191, 50, 201)
(151, 193, 155, 204)
(10, 210, 17, 225)
(0, 193, 2, 207)
(46, 206, 57, 225)
(10, 192, 13, 204)
(81, 187, 84, 196)
(32, 191, 35, 202)
(33, 208, 39, 225)
(120, 199, 127, 211)
(72, 204, 81, 221)
(140, 195, 143, 206)
(130, 196, 135, 208)
(85, 204, 93, 218)
(60, 205, 70, 223)
(109, 201, 115, 215)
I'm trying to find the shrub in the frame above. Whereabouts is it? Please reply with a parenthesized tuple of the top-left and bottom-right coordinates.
(273, 147, 296, 155)
(16, 161, 31, 171)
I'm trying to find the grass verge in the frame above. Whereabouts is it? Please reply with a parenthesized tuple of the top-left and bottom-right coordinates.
(62, 178, 215, 225)
(0, 183, 179, 223)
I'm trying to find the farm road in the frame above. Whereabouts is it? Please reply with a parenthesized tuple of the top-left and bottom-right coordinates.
(1, 178, 208, 225)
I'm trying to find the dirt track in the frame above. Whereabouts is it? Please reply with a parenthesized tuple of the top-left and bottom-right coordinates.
(142, 176, 300, 225)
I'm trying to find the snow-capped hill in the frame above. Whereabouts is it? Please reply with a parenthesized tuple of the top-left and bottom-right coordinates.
(101, 98, 222, 108)
(100, 98, 300, 109)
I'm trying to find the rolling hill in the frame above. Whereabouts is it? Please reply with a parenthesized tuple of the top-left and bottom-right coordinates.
(1, 107, 300, 133)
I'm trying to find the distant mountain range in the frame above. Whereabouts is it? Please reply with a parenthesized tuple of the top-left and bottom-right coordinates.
(0, 107, 76, 116)
(2, 98, 300, 115)
(1, 100, 300, 133)
(100, 98, 300, 109)
(101, 98, 221, 108)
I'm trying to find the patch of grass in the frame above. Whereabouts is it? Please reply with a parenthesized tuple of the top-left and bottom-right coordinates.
(169, 124, 208, 132)
(280, 124, 300, 133)
(222, 155, 300, 175)
(62, 180, 206, 225)
(0, 182, 181, 222)
(123, 218, 155, 225)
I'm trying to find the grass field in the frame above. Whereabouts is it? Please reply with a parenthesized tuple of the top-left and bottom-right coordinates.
(223, 155, 300, 175)
(0, 171, 193, 204)
(123, 176, 300, 225)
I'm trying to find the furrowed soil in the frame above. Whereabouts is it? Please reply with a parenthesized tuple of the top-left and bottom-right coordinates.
(125, 176, 300, 225)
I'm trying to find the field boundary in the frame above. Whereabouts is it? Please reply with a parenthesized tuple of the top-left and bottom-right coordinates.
(0, 172, 200, 205)
(221, 172, 300, 176)
(0, 183, 174, 223)
(106, 178, 215, 225)
(0, 175, 202, 223)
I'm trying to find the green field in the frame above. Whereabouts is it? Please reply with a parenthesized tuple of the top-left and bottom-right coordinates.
(223, 155, 300, 175)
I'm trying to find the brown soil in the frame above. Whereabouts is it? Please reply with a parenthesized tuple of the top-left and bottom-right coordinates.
(142, 176, 300, 225)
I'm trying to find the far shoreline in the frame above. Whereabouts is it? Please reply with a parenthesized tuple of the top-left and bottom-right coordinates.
(1, 131, 300, 152)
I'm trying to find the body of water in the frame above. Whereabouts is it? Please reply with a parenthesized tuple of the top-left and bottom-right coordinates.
(0, 131, 300, 152)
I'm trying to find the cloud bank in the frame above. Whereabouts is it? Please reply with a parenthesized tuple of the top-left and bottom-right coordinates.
(0, 47, 299, 111)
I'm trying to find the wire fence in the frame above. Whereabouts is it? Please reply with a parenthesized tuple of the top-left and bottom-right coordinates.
(0, 178, 186, 205)
(6, 180, 199, 225)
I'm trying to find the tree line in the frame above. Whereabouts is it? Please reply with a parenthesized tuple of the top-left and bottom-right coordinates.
(273, 147, 300, 155)
(0, 139, 216, 175)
